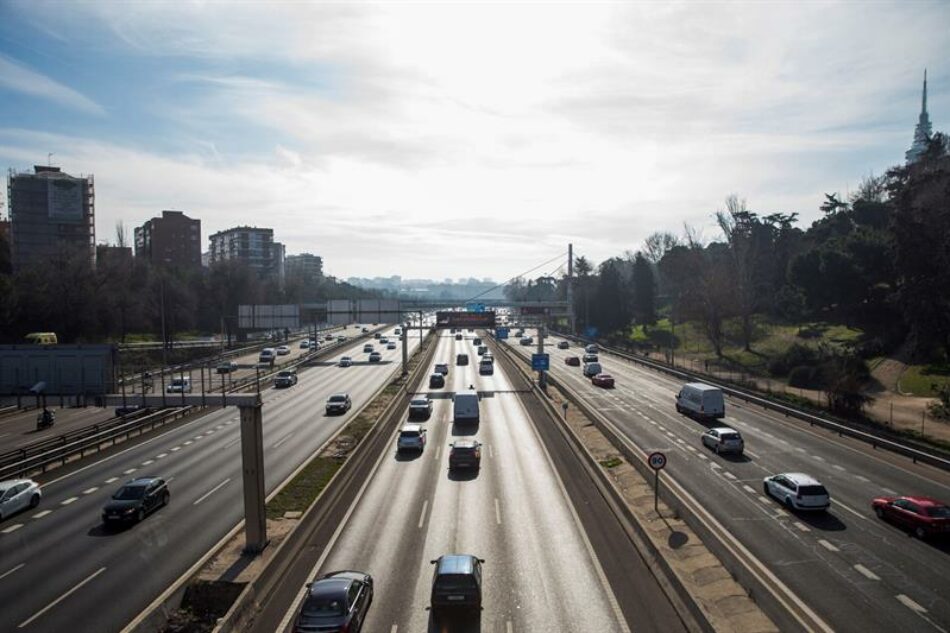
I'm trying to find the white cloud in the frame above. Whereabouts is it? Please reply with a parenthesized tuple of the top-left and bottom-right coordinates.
(0, 55, 105, 116)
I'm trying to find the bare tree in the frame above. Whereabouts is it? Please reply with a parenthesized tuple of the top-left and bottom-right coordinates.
(115, 221, 128, 248)
(642, 231, 679, 264)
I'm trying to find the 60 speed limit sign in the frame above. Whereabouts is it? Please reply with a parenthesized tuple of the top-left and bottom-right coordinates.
(648, 451, 667, 470)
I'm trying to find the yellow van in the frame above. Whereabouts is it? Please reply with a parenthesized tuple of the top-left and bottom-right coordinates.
(25, 332, 58, 345)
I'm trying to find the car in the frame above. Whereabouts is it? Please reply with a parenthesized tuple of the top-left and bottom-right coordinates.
(397, 423, 427, 452)
(585, 344, 598, 354)
(337, 335, 346, 342)
(363, 344, 374, 353)
(216, 360, 239, 374)
(564, 355, 580, 366)
(259, 348, 276, 364)
(0, 478, 42, 520)
(325, 335, 334, 342)
(434, 363, 449, 375)
(456, 353, 469, 366)
(274, 369, 298, 388)
(479, 360, 494, 375)
(115, 405, 144, 417)
(701, 427, 744, 455)
(582, 362, 602, 377)
(592, 373, 615, 388)
(387, 342, 397, 350)
(520, 336, 533, 346)
(361, 327, 369, 333)
(582, 353, 599, 363)
(374, 332, 382, 339)
(166, 376, 192, 393)
(871, 495, 950, 539)
(380, 337, 389, 344)
(473, 337, 482, 346)
(101, 476, 169, 526)
(299, 340, 311, 349)
(394, 328, 401, 335)
(409, 396, 433, 419)
(477, 345, 488, 356)
(453, 390, 480, 423)
(294, 570, 374, 633)
(481, 353, 494, 364)
(763, 473, 830, 511)
(339, 356, 353, 367)
(515, 330, 524, 337)
(326, 393, 352, 414)
(557, 341, 570, 350)
(429, 373, 446, 388)
(449, 440, 482, 470)
(455, 333, 463, 340)
(369, 352, 382, 362)
(430, 554, 484, 612)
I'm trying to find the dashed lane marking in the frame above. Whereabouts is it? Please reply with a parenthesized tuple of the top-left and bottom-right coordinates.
(757, 496, 772, 505)
(82, 487, 98, 495)
(743, 485, 756, 494)
(1, 524, 23, 534)
(710, 462, 722, 470)
(818, 539, 839, 552)
(812, 455, 826, 462)
(832, 465, 846, 471)
(433, 445, 440, 461)
(854, 564, 880, 580)
(855, 475, 870, 482)
(170, 447, 181, 452)
(193, 478, 231, 506)
(507, 622, 513, 633)
(882, 487, 897, 495)
(723, 471, 737, 480)
(123, 468, 136, 475)
(156, 453, 168, 459)
(142, 460, 154, 466)
(104, 477, 118, 484)
(744, 449, 760, 459)
(495, 498, 502, 525)
(417, 500, 429, 529)
(794, 521, 810, 532)
(32, 510, 52, 519)
(61, 497, 78, 505)
(184, 440, 194, 445)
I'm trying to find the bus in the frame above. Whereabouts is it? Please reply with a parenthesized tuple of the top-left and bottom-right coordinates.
(25, 332, 58, 345)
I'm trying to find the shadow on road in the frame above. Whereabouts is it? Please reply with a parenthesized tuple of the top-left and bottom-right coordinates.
(395, 450, 424, 462)
(450, 423, 479, 437)
(428, 609, 481, 632)
(795, 511, 848, 531)
(447, 469, 479, 482)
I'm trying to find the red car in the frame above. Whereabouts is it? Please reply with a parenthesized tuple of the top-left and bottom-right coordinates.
(564, 356, 580, 366)
(592, 373, 615, 388)
(871, 495, 950, 539)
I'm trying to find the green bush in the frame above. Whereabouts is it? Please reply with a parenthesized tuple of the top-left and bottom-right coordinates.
(789, 365, 823, 389)
(768, 343, 818, 377)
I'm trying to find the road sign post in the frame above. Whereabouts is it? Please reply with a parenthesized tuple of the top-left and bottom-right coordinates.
(648, 451, 667, 514)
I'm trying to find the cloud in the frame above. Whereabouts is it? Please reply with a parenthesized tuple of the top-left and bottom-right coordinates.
(0, 55, 105, 116)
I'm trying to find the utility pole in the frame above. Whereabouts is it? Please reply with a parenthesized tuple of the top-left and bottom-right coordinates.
(567, 243, 575, 334)
(160, 277, 168, 366)
(401, 320, 409, 375)
(537, 322, 547, 391)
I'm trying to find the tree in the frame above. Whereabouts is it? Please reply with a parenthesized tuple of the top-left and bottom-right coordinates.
(716, 194, 760, 351)
(642, 231, 679, 265)
(590, 258, 632, 334)
(631, 252, 656, 328)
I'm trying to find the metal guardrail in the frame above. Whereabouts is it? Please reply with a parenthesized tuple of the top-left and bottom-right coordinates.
(550, 331, 950, 472)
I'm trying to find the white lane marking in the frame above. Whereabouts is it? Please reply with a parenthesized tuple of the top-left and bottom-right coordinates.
(61, 497, 78, 505)
(795, 447, 807, 453)
(390, 626, 398, 633)
(812, 455, 826, 462)
(794, 521, 810, 532)
(18, 566, 107, 628)
(488, 444, 494, 459)
(757, 496, 772, 505)
(743, 484, 757, 494)
(648, 420, 657, 425)
(710, 462, 721, 470)
(193, 436, 203, 441)
(507, 622, 513, 633)
(723, 472, 737, 480)
(272, 432, 296, 449)
(855, 475, 869, 482)
(170, 446, 181, 452)
(897, 594, 927, 613)
(495, 498, 502, 525)
(417, 500, 429, 529)
(141, 460, 154, 466)
(205, 430, 215, 435)
(744, 449, 760, 459)
(697, 453, 708, 460)
(0, 563, 25, 581)
(832, 465, 846, 471)
(32, 510, 52, 519)
(433, 445, 440, 461)
(156, 453, 168, 459)
(82, 487, 98, 495)
(818, 539, 840, 552)
(854, 564, 880, 580)
(193, 478, 231, 506)
(123, 468, 136, 475)
(834, 501, 868, 521)
(184, 440, 194, 446)
(882, 487, 897, 495)
(104, 477, 118, 484)
(1, 524, 23, 534)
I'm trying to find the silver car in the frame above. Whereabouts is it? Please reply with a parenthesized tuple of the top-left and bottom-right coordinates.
(0, 479, 42, 520)
(701, 427, 744, 455)
(397, 424, 427, 452)
(409, 396, 433, 419)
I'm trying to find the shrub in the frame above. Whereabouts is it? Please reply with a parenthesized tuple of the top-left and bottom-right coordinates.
(789, 365, 822, 389)
(768, 343, 818, 377)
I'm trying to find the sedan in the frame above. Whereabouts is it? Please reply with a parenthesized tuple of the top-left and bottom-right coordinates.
(276, 345, 291, 356)
(339, 356, 353, 368)
(0, 479, 42, 520)
(387, 342, 397, 350)
(429, 373, 446, 389)
(294, 570, 374, 633)
(557, 341, 570, 350)
(872, 495, 950, 539)
(299, 340, 311, 349)
(434, 363, 449, 375)
(326, 393, 352, 414)
(701, 427, 744, 455)
(564, 356, 580, 367)
(369, 352, 382, 363)
(592, 373, 615, 388)
(409, 396, 433, 419)
(216, 361, 239, 374)
(102, 477, 169, 526)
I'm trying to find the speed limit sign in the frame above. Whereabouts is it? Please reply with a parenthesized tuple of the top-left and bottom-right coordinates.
(648, 451, 667, 470)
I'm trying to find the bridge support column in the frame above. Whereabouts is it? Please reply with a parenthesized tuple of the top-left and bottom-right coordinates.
(240, 399, 268, 554)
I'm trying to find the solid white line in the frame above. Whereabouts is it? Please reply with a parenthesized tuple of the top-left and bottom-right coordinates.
(272, 432, 296, 449)
(18, 566, 106, 628)
(104, 477, 118, 484)
(60, 497, 78, 505)
(417, 499, 429, 529)
(818, 539, 839, 552)
(495, 498, 502, 525)
(32, 510, 52, 519)
(1, 524, 23, 534)
(82, 487, 98, 495)
(0, 563, 25, 581)
(854, 564, 880, 580)
(834, 501, 868, 521)
(193, 478, 231, 506)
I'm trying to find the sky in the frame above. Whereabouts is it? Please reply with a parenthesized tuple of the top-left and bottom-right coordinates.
(0, 1, 947, 281)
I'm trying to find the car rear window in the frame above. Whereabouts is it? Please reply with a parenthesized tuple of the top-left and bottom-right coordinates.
(329, 395, 347, 402)
(301, 597, 345, 617)
(435, 574, 476, 590)
(925, 505, 950, 518)
(720, 432, 741, 441)
(400, 430, 420, 438)
(798, 485, 828, 496)
(411, 399, 428, 406)
(114, 485, 147, 500)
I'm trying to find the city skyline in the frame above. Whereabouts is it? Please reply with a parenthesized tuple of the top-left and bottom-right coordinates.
(1, 1, 948, 279)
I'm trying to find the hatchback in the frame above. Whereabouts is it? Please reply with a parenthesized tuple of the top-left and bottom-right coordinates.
(0, 479, 42, 520)
(434, 363, 449, 375)
(872, 495, 950, 539)
(409, 396, 433, 419)
(429, 373, 446, 389)
(583, 362, 602, 378)
(102, 477, 169, 525)
(363, 344, 374, 353)
(557, 341, 570, 350)
(369, 352, 382, 363)
(763, 473, 830, 511)
(397, 424, 427, 452)
(430, 554, 484, 612)
(592, 373, 615, 388)
(564, 356, 580, 366)
(294, 570, 373, 633)
(701, 427, 744, 455)
(582, 353, 599, 363)
(449, 440, 482, 470)
(326, 393, 352, 414)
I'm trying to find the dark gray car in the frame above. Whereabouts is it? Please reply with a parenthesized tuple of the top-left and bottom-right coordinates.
(102, 477, 169, 526)
(295, 570, 374, 632)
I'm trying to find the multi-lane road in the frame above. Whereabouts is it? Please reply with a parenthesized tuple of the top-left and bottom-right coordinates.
(509, 330, 950, 633)
(0, 325, 417, 632)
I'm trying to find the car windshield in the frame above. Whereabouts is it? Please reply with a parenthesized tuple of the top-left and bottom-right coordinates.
(278, 372, 292, 378)
(329, 395, 347, 403)
(113, 485, 147, 500)
(301, 596, 345, 617)
(799, 485, 827, 496)
(925, 505, 950, 518)
(170, 378, 187, 386)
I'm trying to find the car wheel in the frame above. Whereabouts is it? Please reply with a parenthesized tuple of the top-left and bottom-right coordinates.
(30, 494, 40, 508)
(162, 491, 170, 507)
(784, 497, 794, 511)
(675, 404, 683, 413)
(137, 508, 145, 523)
(714, 444, 721, 455)
(914, 526, 927, 540)
(874, 506, 885, 519)
(763, 482, 770, 496)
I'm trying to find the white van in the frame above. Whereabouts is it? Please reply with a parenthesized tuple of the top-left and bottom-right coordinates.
(675, 383, 725, 420)
(453, 389, 480, 423)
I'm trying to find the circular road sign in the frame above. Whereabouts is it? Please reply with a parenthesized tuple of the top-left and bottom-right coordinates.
(648, 452, 667, 470)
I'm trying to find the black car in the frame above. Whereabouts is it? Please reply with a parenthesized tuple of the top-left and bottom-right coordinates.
(449, 440, 481, 470)
(456, 353, 469, 366)
(102, 477, 169, 526)
(326, 393, 352, 415)
(429, 373, 446, 389)
(430, 554, 484, 612)
(294, 570, 374, 633)
(455, 333, 463, 340)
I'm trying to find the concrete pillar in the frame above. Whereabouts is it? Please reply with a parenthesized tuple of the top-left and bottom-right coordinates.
(240, 399, 268, 554)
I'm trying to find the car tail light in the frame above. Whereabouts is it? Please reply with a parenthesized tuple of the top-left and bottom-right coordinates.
(341, 622, 351, 633)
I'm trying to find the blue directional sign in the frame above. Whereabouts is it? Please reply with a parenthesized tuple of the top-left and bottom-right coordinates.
(466, 302, 486, 313)
(531, 353, 550, 371)
(495, 327, 509, 339)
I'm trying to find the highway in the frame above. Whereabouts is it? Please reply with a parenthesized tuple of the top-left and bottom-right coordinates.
(253, 330, 686, 633)
(510, 331, 950, 633)
(0, 326, 418, 633)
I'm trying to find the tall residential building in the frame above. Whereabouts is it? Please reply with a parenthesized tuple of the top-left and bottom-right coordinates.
(134, 210, 201, 270)
(905, 70, 934, 165)
(285, 252, 323, 282)
(208, 226, 285, 281)
(7, 165, 95, 270)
